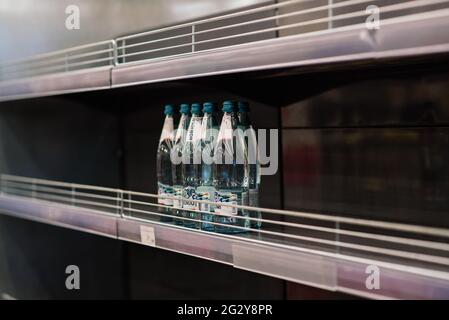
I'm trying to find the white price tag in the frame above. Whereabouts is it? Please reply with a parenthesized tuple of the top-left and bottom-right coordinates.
(140, 225, 156, 247)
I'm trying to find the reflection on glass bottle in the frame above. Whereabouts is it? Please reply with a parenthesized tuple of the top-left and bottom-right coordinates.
(238, 101, 262, 229)
(213, 101, 249, 234)
(181, 103, 203, 229)
(197, 102, 220, 231)
(171, 104, 191, 225)
(156, 104, 174, 222)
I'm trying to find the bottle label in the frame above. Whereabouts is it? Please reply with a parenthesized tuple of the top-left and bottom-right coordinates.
(249, 189, 259, 208)
(196, 186, 216, 212)
(215, 191, 248, 223)
(173, 186, 183, 209)
(183, 186, 199, 211)
(157, 184, 173, 206)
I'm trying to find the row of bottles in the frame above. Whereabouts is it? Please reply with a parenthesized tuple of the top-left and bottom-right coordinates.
(156, 101, 261, 233)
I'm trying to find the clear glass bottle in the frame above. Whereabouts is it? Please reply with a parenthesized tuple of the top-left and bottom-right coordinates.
(181, 103, 203, 229)
(171, 103, 191, 225)
(156, 104, 175, 222)
(213, 101, 249, 233)
(197, 102, 220, 231)
(238, 101, 262, 229)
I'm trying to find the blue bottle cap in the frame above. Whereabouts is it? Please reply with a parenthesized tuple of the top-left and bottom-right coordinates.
(164, 104, 174, 115)
(180, 103, 190, 114)
(237, 101, 250, 112)
(191, 103, 202, 115)
(203, 102, 216, 114)
(222, 100, 235, 113)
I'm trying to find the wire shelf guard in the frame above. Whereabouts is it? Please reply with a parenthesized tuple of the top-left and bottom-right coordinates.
(1, 0, 449, 81)
(0, 174, 448, 299)
(0, 40, 115, 82)
(114, 0, 449, 66)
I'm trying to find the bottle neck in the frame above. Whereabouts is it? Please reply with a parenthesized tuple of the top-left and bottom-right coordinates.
(191, 113, 202, 120)
(238, 111, 251, 128)
(175, 114, 191, 142)
(189, 114, 203, 132)
(178, 114, 191, 130)
(223, 111, 238, 129)
(203, 112, 219, 128)
(164, 114, 174, 124)
(160, 115, 174, 142)
(186, 114, 203, 143)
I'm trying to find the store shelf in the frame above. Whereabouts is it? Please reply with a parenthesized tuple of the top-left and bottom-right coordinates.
(1, 174, 449, 299)
(111, 9, 449, 88)
(0, 194, 118, 239)
(0, 41, 114, 102)
(0, 66, 112, 102)
(2, 1, 449, 101)
(118, 217, 449, 299)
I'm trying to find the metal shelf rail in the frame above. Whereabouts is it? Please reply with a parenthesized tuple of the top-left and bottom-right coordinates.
(114, 0, 449, 66)
(0, 174, 448, 299)
(2, 1, 449, 100)
(108, 0, 449, 87)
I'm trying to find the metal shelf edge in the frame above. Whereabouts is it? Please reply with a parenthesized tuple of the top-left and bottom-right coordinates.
(0, 66, 112, 102)
(0, 194, 118, 238)
(111, 27, 373, 88)
(1, 194, 449, 299)
(111, 14, 449, 89)
(120, 217, 449, 300)
(1, 14, 449, 102)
